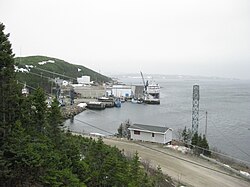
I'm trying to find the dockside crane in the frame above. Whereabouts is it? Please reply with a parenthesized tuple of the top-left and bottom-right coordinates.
(140, 71, 149, 100)
(140, 71, 148, 91)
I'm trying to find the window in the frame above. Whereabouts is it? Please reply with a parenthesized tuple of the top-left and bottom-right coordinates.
(152, 133, 154, 137)
(134, 130, 140, 135)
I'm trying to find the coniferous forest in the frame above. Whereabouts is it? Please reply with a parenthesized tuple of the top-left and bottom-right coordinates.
(0, 23, 172, 186)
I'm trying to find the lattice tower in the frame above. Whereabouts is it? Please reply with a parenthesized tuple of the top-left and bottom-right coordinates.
(192, 85, 200, 135)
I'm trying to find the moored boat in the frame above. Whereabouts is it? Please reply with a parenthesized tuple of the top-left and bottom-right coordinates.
(86, 101, 105, 110)
(144, 82, 160, 104)
(131, 98, 138, 104)
(114, 98, 121, 108)
(98, 97, 114, 107)
(120, 97, 125, 103)
(140, 72, 160, 105)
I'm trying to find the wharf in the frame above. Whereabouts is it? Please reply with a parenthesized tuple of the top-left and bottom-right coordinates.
(86, 101, 105, 110)
(78, 98, 115, 109)
(98, 97, 115, 108)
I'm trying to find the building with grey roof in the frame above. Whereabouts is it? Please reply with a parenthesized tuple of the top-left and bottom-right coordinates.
(128, 123, 172, 144)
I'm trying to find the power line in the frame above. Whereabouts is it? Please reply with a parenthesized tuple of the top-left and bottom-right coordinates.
(172, 130, 250, 165)
(83, 108, 124, 125)
(28, 71, 54, 81)
(21, 68, 250, 164)
(20, 80, 249, 166)
(82, 107, 250, 166)
(18, 81, 52, 97)
(209, 118, 250, 159)
(135, 141, 245, 180)
(74, 118, 113, 135)
(18, 79, 250, 179)
(34, 66, 76, 81)
(21, 80, 250, 166)
(71, 116, 246, 181)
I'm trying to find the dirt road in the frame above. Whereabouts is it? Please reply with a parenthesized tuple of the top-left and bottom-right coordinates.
(103, 138, 250, 187)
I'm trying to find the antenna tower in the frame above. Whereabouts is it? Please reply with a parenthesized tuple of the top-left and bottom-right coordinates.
(192, 84, 200, 135)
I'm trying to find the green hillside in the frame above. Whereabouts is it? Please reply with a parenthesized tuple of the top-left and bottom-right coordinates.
(15, 56, 112, 92)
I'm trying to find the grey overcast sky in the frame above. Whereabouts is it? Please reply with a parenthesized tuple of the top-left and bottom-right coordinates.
(1, 0, 250, 79)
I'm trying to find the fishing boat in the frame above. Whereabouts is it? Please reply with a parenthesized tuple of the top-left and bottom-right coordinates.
(137, 98, 144, 104)
(98, 97, 114, 108)
(114, 98, 121, 108)
(131, 97, 144, 104)
(131, 98, 138, 104)
(120, 97, 126, 103)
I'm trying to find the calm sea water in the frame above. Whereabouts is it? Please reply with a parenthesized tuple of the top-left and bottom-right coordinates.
(65, 78, 250, 164)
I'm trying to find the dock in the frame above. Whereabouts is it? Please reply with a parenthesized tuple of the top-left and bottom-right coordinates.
(86, 101, 105, 110)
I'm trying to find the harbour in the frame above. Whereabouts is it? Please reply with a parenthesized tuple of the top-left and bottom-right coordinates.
(2, 1, 250, 186)
(65, 78, 250, 164)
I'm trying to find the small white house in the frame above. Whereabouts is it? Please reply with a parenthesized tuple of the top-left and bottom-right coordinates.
(62, 80, 69, 86)
(128, 124, 172, 144)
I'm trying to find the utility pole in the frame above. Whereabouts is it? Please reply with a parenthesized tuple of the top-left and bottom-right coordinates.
(192, 84, 200, 135)
(50, 80, 53, 95)
(205, 111, 208, 138)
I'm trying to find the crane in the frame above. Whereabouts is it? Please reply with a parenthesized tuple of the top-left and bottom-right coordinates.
(140, 71, 146, 89)
(140, 71, 149, 99)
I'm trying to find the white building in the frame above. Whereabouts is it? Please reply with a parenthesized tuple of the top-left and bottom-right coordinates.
(62, 80, 69, 86)
(106, 85, 132, 97)
(128, 124, 172, 144)
(54, 77, 64, 85)
(54, 78, 70, 86)
(77, 76, 91, 84)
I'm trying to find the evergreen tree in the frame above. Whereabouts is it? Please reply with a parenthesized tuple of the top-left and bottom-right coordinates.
(191, 131, 198, 146)
(197, 134, 202, 147)
(2, 121, 31, 186)
(47, 98, 63, 145)
(117, 123, 123, 138)
(152, 165, 165, 187)
(191, 132, 199, 155)
(30, 87, 48, 134)
(129, 151, 141, 186)
(117, 119, 131, 139)
(0, 22, 21, 127)
(201, 135, 211, 156)
(182, 126, 189, 144)
(0, 22, 172, 187)
(196, 134, 203, 154)
(0, 22, 21, 185)
(187, 128, 192, 142)
(191, 132, 211, 156)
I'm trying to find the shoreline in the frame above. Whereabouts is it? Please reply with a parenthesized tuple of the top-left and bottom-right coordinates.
(60, 98, 91, 119)
(61, 104, 86, 119)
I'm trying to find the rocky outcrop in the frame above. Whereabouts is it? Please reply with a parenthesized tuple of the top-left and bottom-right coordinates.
(61, 105, 86, 119)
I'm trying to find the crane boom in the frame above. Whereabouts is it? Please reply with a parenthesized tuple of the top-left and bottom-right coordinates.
(140, 71, 146, 87)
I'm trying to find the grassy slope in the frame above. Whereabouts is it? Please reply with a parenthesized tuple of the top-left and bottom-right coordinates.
(15, 56, 112, 92)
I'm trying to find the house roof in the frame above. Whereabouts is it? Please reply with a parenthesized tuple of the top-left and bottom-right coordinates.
(129, 124, 170, 133)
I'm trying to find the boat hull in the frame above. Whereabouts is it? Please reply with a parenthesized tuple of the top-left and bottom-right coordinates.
(86, 102, 106, 110)
(144, 99, 160, 105)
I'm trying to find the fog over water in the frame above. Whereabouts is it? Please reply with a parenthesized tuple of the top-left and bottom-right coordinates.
(1, 0, 250, 79)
